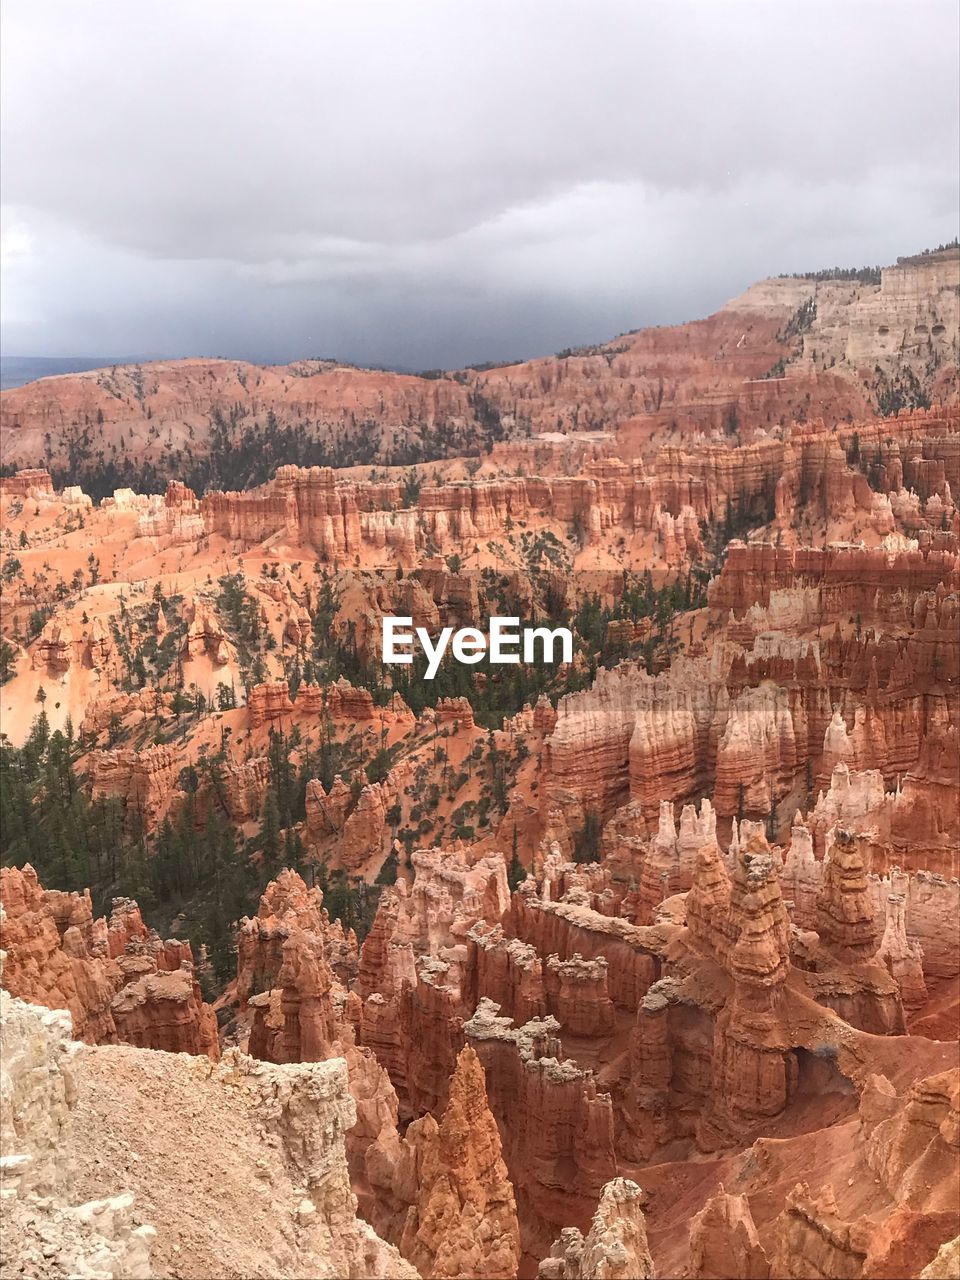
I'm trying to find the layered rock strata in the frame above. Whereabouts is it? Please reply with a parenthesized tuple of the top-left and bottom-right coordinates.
(0, 864, 218, 1058)
(464, 998, 618, 1245)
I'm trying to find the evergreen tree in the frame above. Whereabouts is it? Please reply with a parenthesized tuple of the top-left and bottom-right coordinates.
(507, 827, 527, 890)
(573, 811, 602, 864)
(259, 791, 281, 865)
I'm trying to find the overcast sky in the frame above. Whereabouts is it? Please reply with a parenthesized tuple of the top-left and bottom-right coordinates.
(2, 1, 957, 369)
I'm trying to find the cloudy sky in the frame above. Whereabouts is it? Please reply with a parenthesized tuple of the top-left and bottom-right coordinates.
(2, 1, 957, 369)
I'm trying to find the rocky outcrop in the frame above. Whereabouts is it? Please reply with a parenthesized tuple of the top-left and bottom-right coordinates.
(3, 980, 416, 1280)
(636, 799, 717, 924)
(621, 830, 852, 1158)
(864, 1068, 960, 1211)
(197, 462, 717, 564)
(436, 695, 476, 728)
(79, 687, 175, 741)
(546, 575, 960, 831)
(358, 848, 510, 999)
(870, 870, 960, 981)
(747, 249, 960, 399)
(163, 434, 924, 572)
(0, 467, 56, 500)
(699, 848, 795, 1149)
(767, 1183, 870, 1280)
(0, 976, 157, 1279)
(465, 923, 546, 1025)
(544, 953, 615, 1037)
(816, 829, 880, 960)
(0, 868, 403, 1279)
(236, 869, 358, 1003)
(0, 865, 218, 1058)
(399, 957, 467, 1119)
(110, 965, 219, 1060)
(779, 817, 820, 929)
(538, 1179, 653, 1280)
(875, 891, 928, 1009)
(807, 755, 960, 879)
(183, 598, 235, 665)
(31, 612, 119, 676)
(709, 539, 960, 625)
(0, 866, 120, 1042)
(511, 881, 660, 1011)
(0, 954, 83, 1201)
(808, 763, 892, 853)
(325, 677, 382, 721)
(247, 680, 295, 726)
(712, 683, 798, 819)
(922, 1237, 960, 1278)
(221, 754, 271, 822)
(88, 742, 181, 828)
(306, 774, 355, 839)
(338, 779, 397, 871)
(356, 855, 506, 1118)
(394, 1045, 521, 1279)
(688, 1188, 769, 1279)
(304, 768, 402, 871)
(270, 932, 338, 1063)
(464, 998, 618, 1244)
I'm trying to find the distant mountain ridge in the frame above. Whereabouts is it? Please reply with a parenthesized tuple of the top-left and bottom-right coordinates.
(1, 246, 956, 497)
(0, 356, 155, 392)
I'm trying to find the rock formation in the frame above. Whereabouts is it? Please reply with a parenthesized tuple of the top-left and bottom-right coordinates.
(110, 964, 219, 1058)
(922, 1238, 960, 1278)
(816, 829, 880, 960)
(538, 1179, 654, 1280)
(0, 865, 218, 1058)
(396, 1046, 521, 1279)
(544, 952, 615, 1036)
(766, 1183, 871, 1280)
(1, 247, 958, 1280)
(875, 890, 928, 1009)
(699, 847, 795, 1148)
(88, 742, 181, 829)
(688, 1188, 769, 1279)
(0, 971, 157, 1279)
(864, 1068, 960, 1211)
(0, 958, 415, 1279)
(464, 998, 618, 1245)
(236, 868, 359, 1002)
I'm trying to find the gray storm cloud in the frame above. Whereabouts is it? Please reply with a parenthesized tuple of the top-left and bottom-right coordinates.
(1, 0, 957, 367)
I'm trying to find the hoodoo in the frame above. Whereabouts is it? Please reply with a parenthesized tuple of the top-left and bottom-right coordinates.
(1, 205, 958, 1278)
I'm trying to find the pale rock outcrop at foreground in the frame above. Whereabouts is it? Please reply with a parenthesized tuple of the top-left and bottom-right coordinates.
(922, 1237, 960, 1278)
(0, 963, 416, 1279)
(0, 967, 157, 1279)
(538, 1178, 654, 1280)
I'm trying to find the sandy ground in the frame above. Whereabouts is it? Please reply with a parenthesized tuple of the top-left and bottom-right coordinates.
(65, 1043, 345, 1279)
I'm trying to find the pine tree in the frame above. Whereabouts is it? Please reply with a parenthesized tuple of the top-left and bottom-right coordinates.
(259, 791, 281, 865)
(507, 827, 527, 890)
